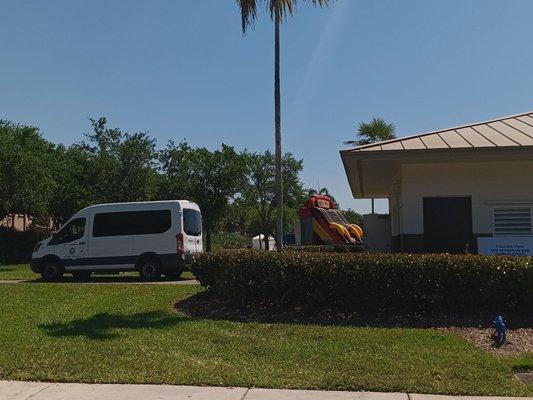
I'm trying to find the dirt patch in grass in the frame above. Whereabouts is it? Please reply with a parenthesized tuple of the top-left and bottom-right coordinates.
(438, 326, 533, 356)
(176, 292, 533, 356)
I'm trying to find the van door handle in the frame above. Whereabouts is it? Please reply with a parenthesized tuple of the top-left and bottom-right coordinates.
(76, 242, 86, 245)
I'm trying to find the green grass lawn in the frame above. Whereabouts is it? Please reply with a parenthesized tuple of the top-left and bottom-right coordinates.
(0, 264, 36, 280)
(0, 264, 195, 281)
(0, 282, 530, 396)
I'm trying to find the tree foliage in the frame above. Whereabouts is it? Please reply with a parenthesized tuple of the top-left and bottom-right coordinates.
(160, 141, 248, 250)
(342, 208, 363, 226)
(0, 121, 55, 221)
(238, 0, 333, 32)
(0, 117, 319, 253)
(81, 117, 159, 204)
(344, 117, 396, 146)
(241, 150, 305, 248)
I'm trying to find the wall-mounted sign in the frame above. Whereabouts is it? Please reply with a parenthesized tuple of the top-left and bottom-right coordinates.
(478, 237, 533, 256)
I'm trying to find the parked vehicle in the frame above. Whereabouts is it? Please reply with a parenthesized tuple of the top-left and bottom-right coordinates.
(31, 200, 202, 281)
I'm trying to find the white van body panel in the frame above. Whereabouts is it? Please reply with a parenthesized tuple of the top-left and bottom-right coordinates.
(31, 200, 202, 274)
(131, 202, 180, 260)
(54, 210, 90, 267)
(180, 202, 203, 254)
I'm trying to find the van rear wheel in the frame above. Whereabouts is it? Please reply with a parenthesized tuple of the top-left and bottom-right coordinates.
(138, 258, 162, 280)
(164, 270, 182, 280)
(40, 260, 63, 282)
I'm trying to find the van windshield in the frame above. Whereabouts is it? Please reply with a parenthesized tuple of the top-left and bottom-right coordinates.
(183, 209, 202, 236)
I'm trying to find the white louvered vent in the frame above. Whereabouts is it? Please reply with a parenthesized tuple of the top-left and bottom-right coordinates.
(494, 207, 532, 236)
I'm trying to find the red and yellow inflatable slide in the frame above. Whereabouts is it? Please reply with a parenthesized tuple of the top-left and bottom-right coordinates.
(298, 195, 364, 246)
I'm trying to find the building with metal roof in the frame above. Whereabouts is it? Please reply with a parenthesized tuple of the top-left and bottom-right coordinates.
(340, 111, 533, 254)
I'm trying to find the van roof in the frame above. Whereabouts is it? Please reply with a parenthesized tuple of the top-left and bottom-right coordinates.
(81, 200, 199, 211)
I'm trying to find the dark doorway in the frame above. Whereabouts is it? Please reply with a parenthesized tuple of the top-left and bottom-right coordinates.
(423, 197, 472, 254)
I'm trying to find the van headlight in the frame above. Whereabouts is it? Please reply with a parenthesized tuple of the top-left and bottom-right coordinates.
(33, 242, 43, 252)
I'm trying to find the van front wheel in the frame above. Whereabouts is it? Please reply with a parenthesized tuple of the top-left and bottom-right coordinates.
(138, 258, 162, 280)
(40, 260, 63, 282)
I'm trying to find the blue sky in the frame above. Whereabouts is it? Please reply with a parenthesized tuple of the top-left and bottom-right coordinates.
(2, 0, 533, 214)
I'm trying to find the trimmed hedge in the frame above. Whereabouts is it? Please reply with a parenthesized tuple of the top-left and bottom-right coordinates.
(0, 227, 48, 264)
(192, 250, 533, 313)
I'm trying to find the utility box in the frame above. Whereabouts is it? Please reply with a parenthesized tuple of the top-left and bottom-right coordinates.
(363, 214, 391, 253)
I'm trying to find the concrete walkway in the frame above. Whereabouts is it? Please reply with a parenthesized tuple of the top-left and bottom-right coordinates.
(1, 381, 531, 400)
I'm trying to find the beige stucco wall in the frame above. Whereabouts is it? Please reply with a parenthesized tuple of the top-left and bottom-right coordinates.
(396, 160, 533, 235)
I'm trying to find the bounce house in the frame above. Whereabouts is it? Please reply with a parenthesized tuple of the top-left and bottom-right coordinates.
(298, 195, 365, 246)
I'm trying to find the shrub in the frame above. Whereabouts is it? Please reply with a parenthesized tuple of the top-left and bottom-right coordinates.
(0, 227, 48, 264)
(192, 250, 533, 313)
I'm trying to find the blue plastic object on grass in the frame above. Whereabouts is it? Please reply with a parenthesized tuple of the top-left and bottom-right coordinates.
(492, 315, 506, 347)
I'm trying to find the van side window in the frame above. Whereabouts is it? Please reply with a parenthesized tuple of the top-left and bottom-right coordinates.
(50, 218, 86, 244)
(183, 209, 202, 236)
(93, 210, 171, 237)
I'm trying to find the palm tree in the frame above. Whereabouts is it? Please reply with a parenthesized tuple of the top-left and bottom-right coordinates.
(344, 117, 396, 147)
(344, 118, 396, 213)
(237, 0, 333, 252)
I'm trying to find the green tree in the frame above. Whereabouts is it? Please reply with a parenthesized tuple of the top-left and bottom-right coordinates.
(0, 121, 55, 227)
(48, 145, 93, 228)
(81, 117, 159, 204)
(344, 117, 396, 146)
(158, 140, 192, 202)
(242, 150, 305, 249)
(237, 0, 333, 252)
(160, 141, 247, 251)
(341, 208, 363, 226)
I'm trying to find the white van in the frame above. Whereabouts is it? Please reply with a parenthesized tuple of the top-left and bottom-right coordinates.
(31, 200, 202, 281)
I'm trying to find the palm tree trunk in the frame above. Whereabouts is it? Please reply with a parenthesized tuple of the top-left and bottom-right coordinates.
(274, 10, 283, 252)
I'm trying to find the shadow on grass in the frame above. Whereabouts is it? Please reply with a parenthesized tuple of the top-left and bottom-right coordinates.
(39, 311, 184, 340)
(175, 292, 533, 329)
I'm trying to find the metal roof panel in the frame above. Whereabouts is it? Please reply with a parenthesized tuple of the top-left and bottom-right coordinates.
(438, 130, 473, 148)
(455, 127, 495, 147)
(344, 111, 533, 153)
(401, 138, 427, 150)
(420, 133, 449, 149)
(472, 124, 517, 147)
(489, 121, 533, 146)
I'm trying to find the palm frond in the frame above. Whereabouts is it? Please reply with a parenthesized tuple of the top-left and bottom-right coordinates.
(344, 117, 396, 147)
(272, 0, 333, 20)
(238, 0, 259, 34)
(238, 0, 334, 30)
